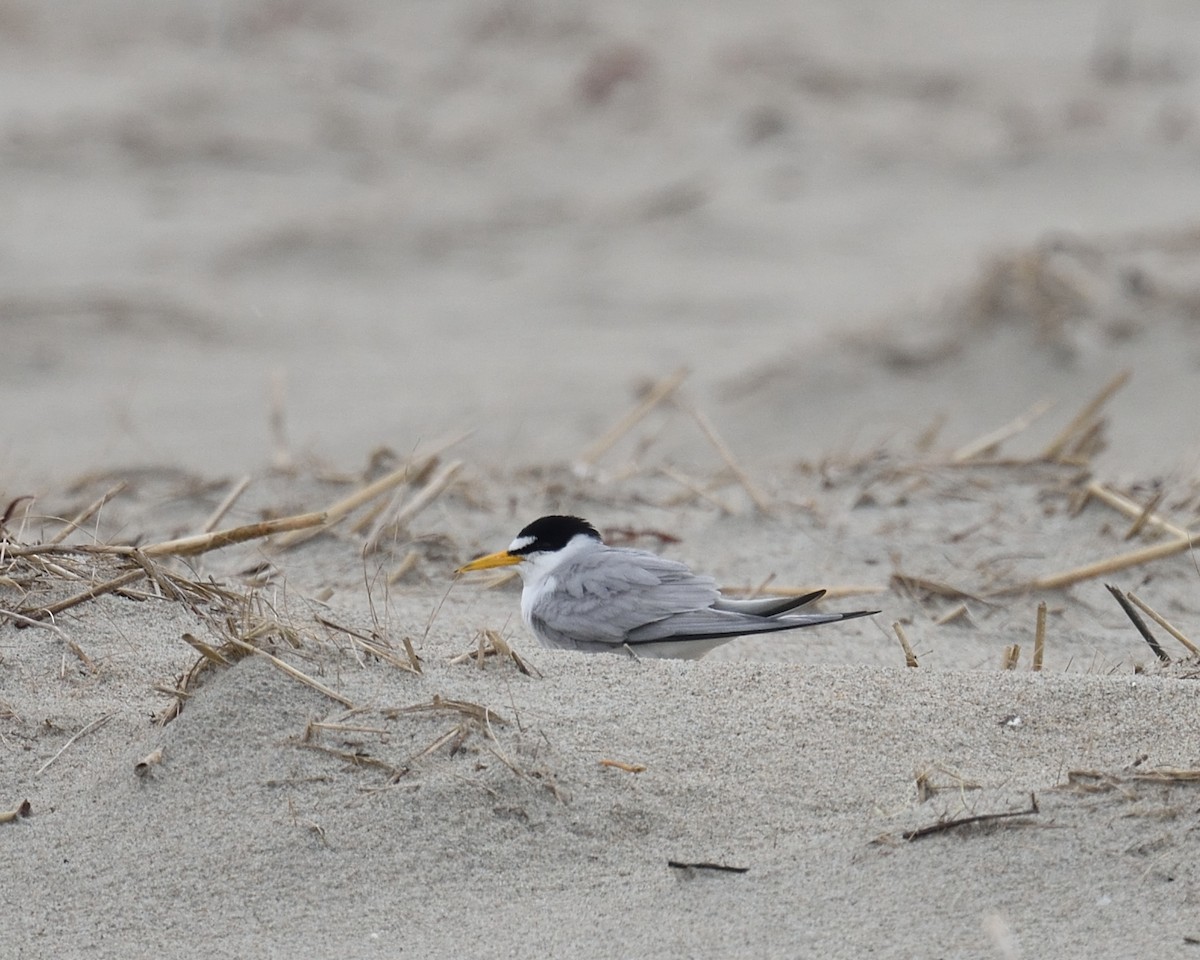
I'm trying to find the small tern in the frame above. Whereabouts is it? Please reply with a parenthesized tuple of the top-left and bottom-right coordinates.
(456, 515, 878, 659)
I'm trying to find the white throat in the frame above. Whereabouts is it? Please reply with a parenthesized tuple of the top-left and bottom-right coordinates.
(516, 533, 599, 628)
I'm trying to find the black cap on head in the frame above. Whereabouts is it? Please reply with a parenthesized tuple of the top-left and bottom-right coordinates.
(512, 515, 602, 554)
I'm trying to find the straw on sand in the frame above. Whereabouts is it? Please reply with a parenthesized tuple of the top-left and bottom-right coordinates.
(227, 637, 356, 707)
(273, 464, 418, 549)
(1040, 369, 1130, 462)
(574, 367, 688, 471)
(686, 405, 773, 513)
(47, 482, 126, 546)
(951, 398, 1054, 462)
(141, 512, 327, 557)
(1126, 592, 1198, 655)
(364, 460, 463, 553)
(1033, 601, 1046, 671)
(1082, 481, 1188, 540)
(203, 476, 252, 532)
(35, 713, 114, 776)
(893, 622, 918, 668)
(1004, 533, 1195, 594)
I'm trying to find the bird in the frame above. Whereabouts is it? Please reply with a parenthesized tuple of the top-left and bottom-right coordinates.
(456, 515, 878, 658)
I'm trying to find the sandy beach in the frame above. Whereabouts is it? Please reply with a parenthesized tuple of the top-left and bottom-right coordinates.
(3, 2, 1200, 958)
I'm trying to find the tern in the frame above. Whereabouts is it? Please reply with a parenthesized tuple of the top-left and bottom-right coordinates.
(456, 515, 878, 658)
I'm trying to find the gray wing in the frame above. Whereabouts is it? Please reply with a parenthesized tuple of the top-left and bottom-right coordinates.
(530, 547, 720, 646)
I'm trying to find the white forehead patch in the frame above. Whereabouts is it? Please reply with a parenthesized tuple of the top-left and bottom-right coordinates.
(508, 534, 536, 552)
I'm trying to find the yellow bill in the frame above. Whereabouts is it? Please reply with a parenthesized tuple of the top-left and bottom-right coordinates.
(456, 550, 523, 574)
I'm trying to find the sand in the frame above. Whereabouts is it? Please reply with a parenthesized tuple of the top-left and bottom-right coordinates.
(3, 2, 1200, 958)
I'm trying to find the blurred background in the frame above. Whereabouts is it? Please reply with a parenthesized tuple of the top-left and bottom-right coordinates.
(3, 0, 1200, 484)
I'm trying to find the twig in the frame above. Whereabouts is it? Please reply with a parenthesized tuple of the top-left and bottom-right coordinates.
(20, 568, 147, 621)
(203, 475, 252, 532)
(1106, 585, 1170, 662)
(227, 638, 355, 707)
(364, 460, 463, 553)
(667, 860, 749, 874)
(1124, 490, 1165, 541)
(687, 405, 772, 513)
(36, 713, 114, 776)
(575, 367, 688, 471)
(658, 466, 736, 515)
(952, 399, 1054, 462)
(47, 482, 126, 545)
(1040, 370, 1130, 461)
(295, 741, 408, 781)
(1005, 534, 1195, 593)
(273, 463, 419, 549)
(180, 632, 233, 667)
(893, 622, 918, 668)
(144, 511, 327, 556)
(1001, 644, 1021, 670)
(1033, 602, 1046, 671)
(1085, 482, 1188, 540)
(384, 695, 506, 726)
(0, 607, 95, 669)
(600, 758, 646, 773)
(1126, 592, 1199, 656)
(934, 603, 970, 626)
(902, 793, 1039, 841)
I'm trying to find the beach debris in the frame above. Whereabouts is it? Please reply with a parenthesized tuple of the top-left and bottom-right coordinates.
(1064, 767, 1200, 793)
(135, 748, 164, 778)
(0, 800, 32, 824)
(1105, 584, 1170, 663)
(900, 793, 1040, 841)
(35, 713, 114, 776)
(1033, 601, 1047, 671)
(893, 621, 918, 668)
(599, 758, 646, 774)
(449, 630, 540, 677)
(575, 367, 687, 473)
(667, 860, 749, 874)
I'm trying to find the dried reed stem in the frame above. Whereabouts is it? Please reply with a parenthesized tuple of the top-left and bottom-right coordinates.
(1106, 584, 1170, 662)
(203, 475, 252, 532)
(952, 399, 1054, 462)
(1083, 482, 1188, 540)
(227, 638, 355, 707)
(687, 406, 772, 513)
(1033, 602, 1046, 671)
(1008, 534, 1195, 593)
(1002, 644, 1021, 669)
(143, 512, 326, 557)
(575, 367, 688, 470)
(893, 621, 918, 668)
(47, 482, 126, 545)
(1126, 592, 1199, 656)
(36, 713, 114, 776)
(364, 460, 463, 553)
(274, 463, 422, 549)
(1040, 370, 1130, 461)
(23, 568, 146, 621)
(658, 466, 736, 514)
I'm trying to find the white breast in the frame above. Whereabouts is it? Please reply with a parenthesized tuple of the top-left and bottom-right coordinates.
(520, 573, 557, 630)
